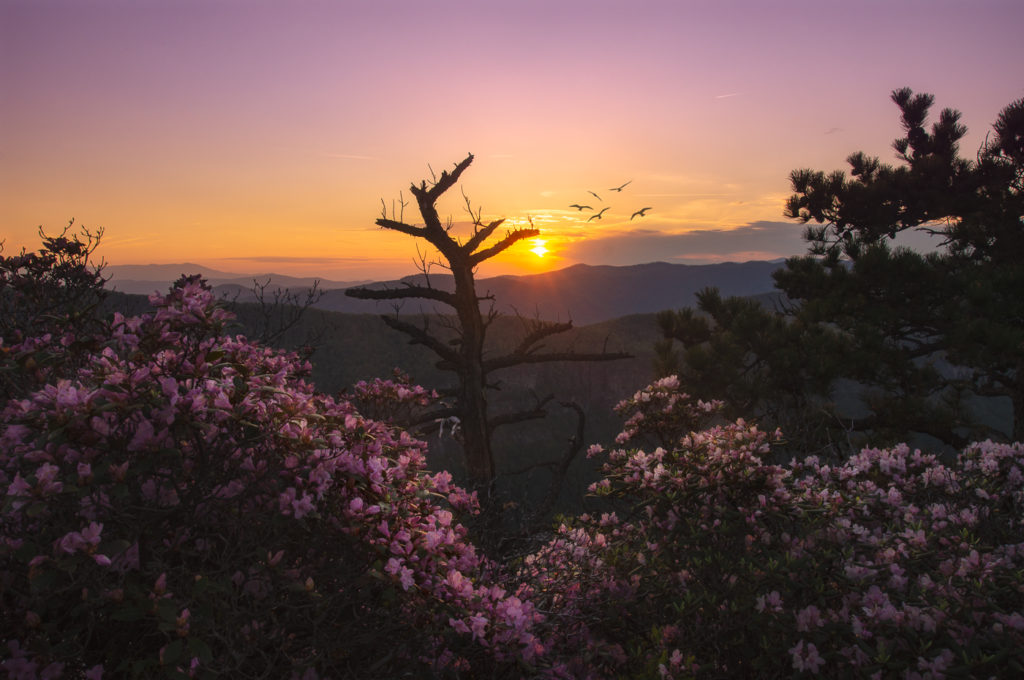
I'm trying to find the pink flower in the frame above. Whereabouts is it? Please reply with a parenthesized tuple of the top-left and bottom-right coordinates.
(176, 608, 191, 636)
(796, 605, 823, 631)
(469, 614, 488, 641)
(756, 590, 783, 613)
(399, 566, 414, 591)
(6, 473, 31, 499)
(291, 492, 314, 519)
(58, 531, 86, 554)
(35, 463, 62, 495)
(127, 419, 155, 451)
(81, 521, 103, 547)
(448, 617, 469, 634)
(790, 640, 825, 673)
(423, 530, 442, 550)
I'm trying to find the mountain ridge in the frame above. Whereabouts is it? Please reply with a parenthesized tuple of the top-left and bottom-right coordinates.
(104, 263, 370, 294)
(336, 260, 785, 324)
(104, 260, 786, 325)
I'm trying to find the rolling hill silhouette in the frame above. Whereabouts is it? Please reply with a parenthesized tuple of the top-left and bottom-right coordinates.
(144, 260, 784, 325)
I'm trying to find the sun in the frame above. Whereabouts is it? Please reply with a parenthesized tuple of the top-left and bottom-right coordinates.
(530, 238, 548, 258)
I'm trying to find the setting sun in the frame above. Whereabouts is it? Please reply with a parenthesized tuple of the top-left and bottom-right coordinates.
(530, 238, 548, 258)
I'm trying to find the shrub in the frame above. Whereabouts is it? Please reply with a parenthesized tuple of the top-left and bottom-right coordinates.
(4, 231, 1022, 678)
(518, 377, 1024, 678)
(0, 224, 108, 404)
(1, 277, 542, 678)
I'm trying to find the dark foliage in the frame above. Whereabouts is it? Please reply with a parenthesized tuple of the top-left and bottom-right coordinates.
(659, 89, 1024, 454)
(0, 222, 109, 403)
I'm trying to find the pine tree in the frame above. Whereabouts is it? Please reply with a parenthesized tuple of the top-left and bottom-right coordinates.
(660, 89, 1024, 451)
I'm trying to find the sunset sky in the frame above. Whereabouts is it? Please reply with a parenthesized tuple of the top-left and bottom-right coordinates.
(2, 0, 1022, 281)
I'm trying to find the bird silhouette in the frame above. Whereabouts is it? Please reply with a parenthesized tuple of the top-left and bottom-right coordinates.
(630, 207, 652, 220)
(587, 190, 602, 201)
(569, 204, 592, 211)
(587, 207, 610, 222)
(609, 180, 632, 192)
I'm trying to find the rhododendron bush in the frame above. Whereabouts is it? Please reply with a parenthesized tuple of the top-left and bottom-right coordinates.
(520, 377, 1024, 677)
(1, 277, 540, 678)
(3, 262, 1024, 678)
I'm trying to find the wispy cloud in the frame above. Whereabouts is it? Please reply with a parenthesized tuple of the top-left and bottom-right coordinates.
(559, 221, 808, 265)
(670, 250, 789, 263)
(635, 192, 734, 198)
(222, 255, 392, 264)
(99, 235, 155, 248)
(714, 92, 742, 99)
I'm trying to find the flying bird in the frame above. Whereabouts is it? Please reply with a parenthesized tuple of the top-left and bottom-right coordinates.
(630, 207, 652, 220)
(569, 203, 592, 211)
(587, 190, 602, 201)
(609, 180, 632, 192)
(587, 207, 610, 222)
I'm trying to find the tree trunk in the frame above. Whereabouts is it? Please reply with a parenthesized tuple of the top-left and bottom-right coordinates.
(459, 360, 494, 489)
(453, 259, 494, 492)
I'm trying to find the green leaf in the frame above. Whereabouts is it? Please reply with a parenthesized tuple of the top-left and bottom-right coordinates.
(187, 636, 213, 664)
(110, 606, 146, 622)
(98, 539, 133, 558)
(29, 566, 59, 593)
(25, 501, 50, 518)
(162, 639, 185, 667)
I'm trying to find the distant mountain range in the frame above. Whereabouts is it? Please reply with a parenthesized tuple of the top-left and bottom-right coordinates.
(104, 263, 371, 295)
(105, 260, 786, 325)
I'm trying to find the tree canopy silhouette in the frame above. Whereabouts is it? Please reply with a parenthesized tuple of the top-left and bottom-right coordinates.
(659, 88, 1024, 451)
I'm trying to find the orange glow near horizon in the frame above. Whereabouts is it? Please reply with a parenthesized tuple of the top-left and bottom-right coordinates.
(2, 2, 1019, 281)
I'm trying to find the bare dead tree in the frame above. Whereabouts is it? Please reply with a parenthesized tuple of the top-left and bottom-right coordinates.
(346, 154, 631, 492)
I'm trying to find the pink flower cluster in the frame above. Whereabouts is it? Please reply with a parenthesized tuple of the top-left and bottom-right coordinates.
(515, 377, 1024, 677)
(3, 262, 1023, 678)
(1, 278, 541, 677)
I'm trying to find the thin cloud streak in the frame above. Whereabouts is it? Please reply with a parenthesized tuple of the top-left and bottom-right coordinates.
(223, 255, 394, 264)
(635, 192, 735, 197)
(559, 221, 808, 266)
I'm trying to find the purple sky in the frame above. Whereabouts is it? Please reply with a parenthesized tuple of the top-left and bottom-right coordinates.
(2, 0, 1022, 279)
